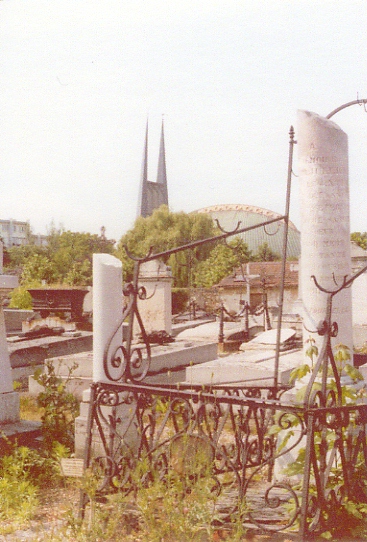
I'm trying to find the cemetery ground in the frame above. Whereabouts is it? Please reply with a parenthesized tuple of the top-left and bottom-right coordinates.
(0, 392, 298, 542)
(0, 389, 364, 542)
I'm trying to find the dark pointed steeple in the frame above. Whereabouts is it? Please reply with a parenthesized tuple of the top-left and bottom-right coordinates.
(137, 118, 169, 219)
(137, 120, 149, 218)
(157, 120, 167, 182)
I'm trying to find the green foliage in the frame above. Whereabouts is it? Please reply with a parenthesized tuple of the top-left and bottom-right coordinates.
(46, 228, 115, 285)
(6, 244, 44, 271)
(21, 253, 59, 286)
(135, 475, 218, 541)
(280, 343, 367, 538)
(0, 467, 39, 529)
(0, 436, 70, 534)
(8, 286, 33, 309)
(254, 241, 280, 261)
(34, 358, 80, 451)
(194, 238, 252, 288)
(116, 205, 218, 287)
(6, 226, 115, 289)
(351, 231, 367, 250)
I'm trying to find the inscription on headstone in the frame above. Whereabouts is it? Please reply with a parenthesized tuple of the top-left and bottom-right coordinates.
(298, 110, 353, 359)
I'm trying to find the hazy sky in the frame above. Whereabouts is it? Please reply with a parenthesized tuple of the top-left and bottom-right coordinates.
(1, 0, 367, 242)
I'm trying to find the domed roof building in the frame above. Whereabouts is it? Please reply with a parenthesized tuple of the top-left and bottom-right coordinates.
(195, 204, 300, 259)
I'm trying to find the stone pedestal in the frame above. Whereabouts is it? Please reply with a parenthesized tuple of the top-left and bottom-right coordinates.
(298, 110, 353, 359)
(136, 260, 172, 336)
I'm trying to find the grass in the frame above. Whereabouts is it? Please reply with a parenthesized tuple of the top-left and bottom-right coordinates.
(11, 393, 273, 540)
(2, 393, 302, 541)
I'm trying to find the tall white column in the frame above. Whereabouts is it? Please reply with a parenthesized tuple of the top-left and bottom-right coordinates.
(93, 254, 123, 382)
(298, 110, 353, 359)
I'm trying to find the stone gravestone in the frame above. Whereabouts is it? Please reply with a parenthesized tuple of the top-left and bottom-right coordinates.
(298, 110, 353, 361)
(135, 260, 172, 337)
(0, 245, 40, 446)
(0, 274, 19, 424)
(276, 111, 354, 478)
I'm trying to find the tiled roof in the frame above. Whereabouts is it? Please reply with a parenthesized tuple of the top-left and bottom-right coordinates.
(218, 261, 299, 290)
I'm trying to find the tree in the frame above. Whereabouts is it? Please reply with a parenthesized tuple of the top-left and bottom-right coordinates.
(20, 253, 59, 286)
(6, 244, 44, 272)
(6, 228, 115, 288)
(351, 232, 367, 250)
(194, 238, 252, 287)
(46, 229, 115, 282)
(116, 206, 217, 287)
(254, 242, 280, 262)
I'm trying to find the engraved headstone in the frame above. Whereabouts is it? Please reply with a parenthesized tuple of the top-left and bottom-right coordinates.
(298, 110, 353, 359)
(136, 260, 172, 336)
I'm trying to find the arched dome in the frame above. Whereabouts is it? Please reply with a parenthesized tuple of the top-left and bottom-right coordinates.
(195, 204, 300, 259)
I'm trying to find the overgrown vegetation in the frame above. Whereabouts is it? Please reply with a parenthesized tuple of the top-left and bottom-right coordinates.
(33, 358, 80, 451)
(272, 341, 367, 540)
(5, 343, 367, 540)
(0, 358, 79, 533)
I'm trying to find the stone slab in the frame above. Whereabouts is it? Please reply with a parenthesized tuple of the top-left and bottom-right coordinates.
(185, 348, 303, 386)
(0, 420, 41, 451)
(249, 328, 296, 345)
(177, 321, 242, 340)
(8, 331, 93, 368)
(28, 340, 218, 399)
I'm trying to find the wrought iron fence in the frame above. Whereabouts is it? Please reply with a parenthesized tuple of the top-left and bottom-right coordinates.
(80, 126, 367, 539)
(79, 376, 367, 538)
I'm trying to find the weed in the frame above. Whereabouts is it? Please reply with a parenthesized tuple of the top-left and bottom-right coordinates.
(33, 358, 79, 451)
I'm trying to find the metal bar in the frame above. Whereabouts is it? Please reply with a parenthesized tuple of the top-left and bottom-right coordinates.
(299, 411, 315, 540)
(326, 98, 367, 119)
(273, 126, 296, 388)
(78, 382, 98, 519)
(127, 215, 286, 264)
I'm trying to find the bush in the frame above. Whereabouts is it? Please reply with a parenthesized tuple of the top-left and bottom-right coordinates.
(33, 358, 79, 451)
(8, 286, 32, 309)
(172, 288, 190, 314)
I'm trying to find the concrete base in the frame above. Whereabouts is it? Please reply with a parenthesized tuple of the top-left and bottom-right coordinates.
(0, 391, 20, 424)
(75, 387, 139, 459)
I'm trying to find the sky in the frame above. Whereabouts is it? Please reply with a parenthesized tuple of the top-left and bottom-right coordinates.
(1, 0, 367, 243)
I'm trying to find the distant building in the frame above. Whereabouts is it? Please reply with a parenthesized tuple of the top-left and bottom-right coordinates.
(0, 219, 47, 248)
(217, 261, 299, 316)
(195, 204, 301, 260)
(137, 120, 169, 218)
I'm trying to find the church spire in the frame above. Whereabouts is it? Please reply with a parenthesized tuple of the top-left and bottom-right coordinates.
(137, 117, 169, 219)
(137, 120, 149, 218)
(157, 118, 167, 186)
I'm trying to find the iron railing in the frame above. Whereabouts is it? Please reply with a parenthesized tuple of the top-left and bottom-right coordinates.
(80, 124, 367, 539)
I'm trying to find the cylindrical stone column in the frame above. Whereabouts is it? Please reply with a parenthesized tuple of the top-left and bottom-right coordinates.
(298, 110, 353, 360)
(93, 254, 123, 382)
